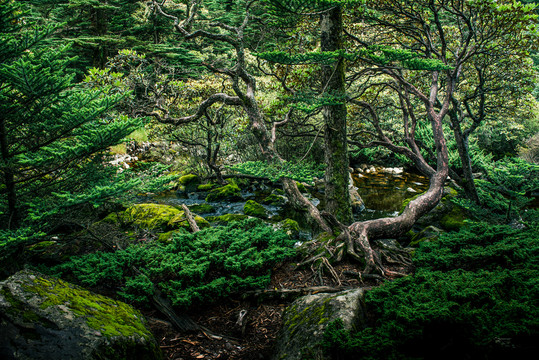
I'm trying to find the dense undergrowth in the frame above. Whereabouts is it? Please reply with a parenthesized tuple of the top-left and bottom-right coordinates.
(50, 219, 296, 308)
(323, 221, 539, 359)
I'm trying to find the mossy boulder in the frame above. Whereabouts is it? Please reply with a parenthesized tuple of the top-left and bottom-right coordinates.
(261, 193, 288, 206)
(206, 214, 249, 225)
(243, 200, 268, 218)
(274, 219, 300, 238)
(24, 240, 65, 264)
(205, 180, 243, 202)
(121, 204, 181, 230)
(188, 203, 215, 214)
(0, 269, 162, 360)
(168, 211, 211, 230)
(409, 226, 444, 247)
(177, 174, 200, 192)
(272, 289, 366, 360)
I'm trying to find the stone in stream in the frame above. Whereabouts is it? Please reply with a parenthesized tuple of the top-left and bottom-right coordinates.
(0, 270, 162, 360)
(272, 289, 366, 360)
(205, 180, 243, 202)
(243, 200, 269, 219)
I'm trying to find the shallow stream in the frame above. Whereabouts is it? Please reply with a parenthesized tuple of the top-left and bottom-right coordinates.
(142, 167, 430, 223)
(352, 168, 429, 221)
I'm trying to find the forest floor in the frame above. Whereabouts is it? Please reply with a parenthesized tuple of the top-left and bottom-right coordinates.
(146, 259, 411, 360)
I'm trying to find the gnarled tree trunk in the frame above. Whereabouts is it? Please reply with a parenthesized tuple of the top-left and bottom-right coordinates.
(321, 7, 353, 224)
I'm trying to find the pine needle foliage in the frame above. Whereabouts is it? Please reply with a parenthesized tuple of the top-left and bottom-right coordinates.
(322, 222, 539, 359)
(256, 46, 451, 70)
(229, 160, 325, 183)
(0, 0, 142, 226)
(51, 219, 297, 308)
(454, 157, 539, 224)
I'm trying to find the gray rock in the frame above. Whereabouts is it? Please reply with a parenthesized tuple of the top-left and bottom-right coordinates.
(410, 225, 445, 246)
(272, 289, 366, 360)
(0, 270, 162, 360)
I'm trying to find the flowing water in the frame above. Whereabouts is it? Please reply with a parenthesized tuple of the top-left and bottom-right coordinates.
(141, 168, 430, 223)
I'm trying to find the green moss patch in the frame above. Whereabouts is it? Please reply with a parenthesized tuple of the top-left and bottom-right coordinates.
(440, 207, 467, 230)
(275, 219, 300, 238)
(21, 275, 149, 339)
(244, 200, 268, 218)
(205, 181, 243, 202)
(189, 203, 215, 214)
(206, 214, 249, 225)
(261, 193, 288, 206)
(178, 174, 200, 192)
(197, 182, 218, 191)
(121, 204, 181, 230)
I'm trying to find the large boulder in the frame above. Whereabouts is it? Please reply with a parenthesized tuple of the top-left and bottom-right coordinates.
(0, 270, 161, 360)
(120, 203, 181, 230)
(110, 204, 210, 232)
(272, 289, 366, 360)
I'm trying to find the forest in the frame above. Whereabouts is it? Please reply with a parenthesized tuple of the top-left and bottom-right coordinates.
(1, 0, 538, 359)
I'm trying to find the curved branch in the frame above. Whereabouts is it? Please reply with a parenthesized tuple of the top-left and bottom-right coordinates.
(143, 93, 242, 125)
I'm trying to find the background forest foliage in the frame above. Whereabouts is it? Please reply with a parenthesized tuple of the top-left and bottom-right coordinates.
(1, 0, 539, 358)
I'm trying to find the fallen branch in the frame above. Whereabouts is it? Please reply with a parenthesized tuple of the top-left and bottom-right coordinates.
(243, 285, 351, 301)
(182, 204, 200, 232)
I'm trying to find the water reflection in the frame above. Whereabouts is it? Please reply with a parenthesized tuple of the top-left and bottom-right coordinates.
(352, 169, 429, 221)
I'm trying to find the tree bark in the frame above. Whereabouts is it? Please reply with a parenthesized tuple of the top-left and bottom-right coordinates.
(448, 108, 480, 204)
(347, 110, 449, 275)
(320, 7, 353, 224)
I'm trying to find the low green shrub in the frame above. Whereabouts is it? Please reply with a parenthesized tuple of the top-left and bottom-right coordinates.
(323, 222, 539, 359)
(229, 160, 324, 183)
(51, 219, 296, 308)
(455, 157, 539, 224)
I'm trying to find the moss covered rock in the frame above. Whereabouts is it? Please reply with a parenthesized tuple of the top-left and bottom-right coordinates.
(261, 193, 288, 206)
(121, 204, 181, 230)
(205, 180, 243, 202)
(272, 289, 366, 360)
(178, 174, 200, 192)
(197, 182, 218, 191)
(409, 225, 444, 247)
(188, 203, 215, 214)
(274, 219, 300, 238)
(0, 270, 162, 360)
(243, 200, 268, 218)
(440, 206, 467, 230)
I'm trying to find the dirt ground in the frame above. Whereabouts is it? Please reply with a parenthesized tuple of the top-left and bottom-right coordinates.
(145, 260, 406, 360)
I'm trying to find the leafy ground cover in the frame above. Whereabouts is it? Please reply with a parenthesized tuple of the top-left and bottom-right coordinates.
(322, 222, 539, 359)
(52, 219, 296, 309)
